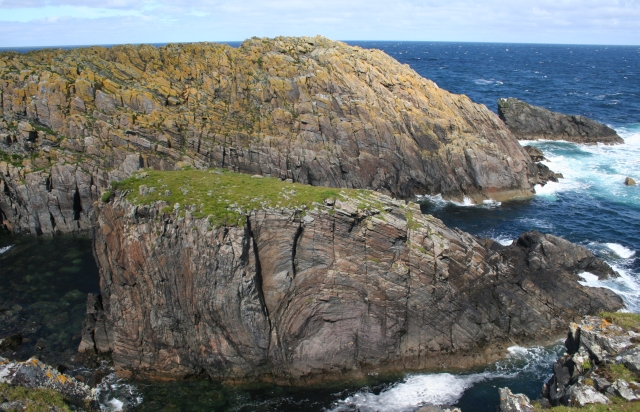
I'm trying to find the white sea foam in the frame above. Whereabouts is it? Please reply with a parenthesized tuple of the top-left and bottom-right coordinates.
(492, 235, 514, 246)
(605, 243, 636, 259)
(329, 345, 559, 411)
(416, 194, 501, 209)
(578, 271, 601, 287)
(578, 265, 640, 313)
(329, 373, 485, 412)
(474, 79, 503, 86)
(97, 373, 142, 412)
(0, 245, 13, 254)
(525, 126, 640, 206)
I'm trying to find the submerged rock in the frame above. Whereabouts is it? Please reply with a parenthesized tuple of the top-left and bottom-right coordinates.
(498, 98, 624, 144)
(85, 179, 623, 383)
(0, 334, 22, 351)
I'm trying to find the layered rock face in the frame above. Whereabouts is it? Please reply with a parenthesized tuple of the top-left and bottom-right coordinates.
(1, 37, 542, 234)
(498, 98, 623, 144)
(86, 182, 623, 383)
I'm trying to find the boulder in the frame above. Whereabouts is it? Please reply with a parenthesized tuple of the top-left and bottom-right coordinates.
(620, 346, 640, 373)
(611, 379, 640, 401)
(498, 387, 534, 412)
(625, 177, 637, 186)
(523, 145, 545, 162)
(498, 98, 623, 144)
(566, 383, 609, 407)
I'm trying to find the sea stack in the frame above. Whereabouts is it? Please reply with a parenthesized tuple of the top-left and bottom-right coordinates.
(498, 98, 624, 144)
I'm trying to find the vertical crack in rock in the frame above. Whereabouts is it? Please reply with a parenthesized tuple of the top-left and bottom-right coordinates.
(73, 186, 82, 221)
(245, 217, 271, 325)
(291, 223, 303, 280)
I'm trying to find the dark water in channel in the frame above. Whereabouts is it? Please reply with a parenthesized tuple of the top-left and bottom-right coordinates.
(2, 41, 640, 411)
(0, 233, 100, 367)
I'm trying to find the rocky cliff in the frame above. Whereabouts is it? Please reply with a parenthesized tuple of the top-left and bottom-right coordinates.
(1, 37, 543, 234)
(82, 169, 623, 383)
(498, 98, 623, 144)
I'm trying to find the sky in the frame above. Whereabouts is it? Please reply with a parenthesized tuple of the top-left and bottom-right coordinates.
(0, 0, 639, 47)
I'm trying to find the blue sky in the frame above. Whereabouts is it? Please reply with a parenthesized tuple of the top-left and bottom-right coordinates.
(1, 0, 639, 47)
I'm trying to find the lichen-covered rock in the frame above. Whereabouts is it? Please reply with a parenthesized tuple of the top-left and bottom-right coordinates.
(566, 383, 609, 407)
(498, 98, 623, 144)
(541, 314, 640, 408)
(86, 181, 622, 383)
(0, 356, 98, 410)
(498, 387, 534, 412)
(611, 379, 640, 401)
(1, 37, 548, 234)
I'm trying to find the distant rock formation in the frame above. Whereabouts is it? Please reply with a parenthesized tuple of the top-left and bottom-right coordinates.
(82, 172, 623, 383)
(498, 98, 623, 144)
(1, 37, 547, 235)
(625, 177, 636, 186)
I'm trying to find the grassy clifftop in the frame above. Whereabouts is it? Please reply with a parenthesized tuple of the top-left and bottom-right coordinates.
(111, 168, 391, 226)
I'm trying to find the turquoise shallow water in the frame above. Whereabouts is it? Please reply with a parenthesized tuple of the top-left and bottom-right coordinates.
(2, 41, 639, 411)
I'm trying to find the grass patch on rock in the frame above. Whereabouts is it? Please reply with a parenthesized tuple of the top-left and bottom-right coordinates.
(0, 383, 71, 412)
(114, 169, 363, 226)
(602, 363, 638, 384)
(600, 312, 640, 331)
(533, 396, 639, 411)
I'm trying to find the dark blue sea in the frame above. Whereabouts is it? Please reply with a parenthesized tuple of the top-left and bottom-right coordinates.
(1, 41, 639, 411)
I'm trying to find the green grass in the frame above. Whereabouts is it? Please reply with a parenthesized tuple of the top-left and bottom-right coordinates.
(0, 383, 71, 412)
(602, 363, 638, 383)
(0, 150, 23, 167)
(533, 397, 639, 411)
(600, 312, 640, 331)
(113, 169, 370, 227)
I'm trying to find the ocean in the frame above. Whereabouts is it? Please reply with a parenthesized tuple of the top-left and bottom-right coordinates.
(1, 41, 639, 411)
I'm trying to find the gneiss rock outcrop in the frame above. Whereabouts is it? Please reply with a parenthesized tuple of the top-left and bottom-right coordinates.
(1, 37, 545, 235)
(0, 356, 99, 410)
(539, 314, 640, 408)
(81, 169, 623, 383)
(498, 98, 624, 144)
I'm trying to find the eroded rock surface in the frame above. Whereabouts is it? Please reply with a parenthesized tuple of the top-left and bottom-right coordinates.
(84, 187, 623, 383)
(1, 37, 545, 234)
(542, 315, 640, 407)
(0, 356, 99, 410)
(498, 98, 623, 144)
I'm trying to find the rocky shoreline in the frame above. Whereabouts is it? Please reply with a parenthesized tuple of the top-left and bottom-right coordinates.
(499, 313, 640, 411)
(0, 37, 635, 410)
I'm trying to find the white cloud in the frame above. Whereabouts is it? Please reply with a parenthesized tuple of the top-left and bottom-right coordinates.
(0, 0, 638, 46)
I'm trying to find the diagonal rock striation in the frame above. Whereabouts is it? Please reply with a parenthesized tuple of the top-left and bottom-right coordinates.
(1, 37, 546, 235)
(82, 170, 623, 384)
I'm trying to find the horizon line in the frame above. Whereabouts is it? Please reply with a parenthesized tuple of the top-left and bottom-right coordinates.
(1, 38, 639, 51)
